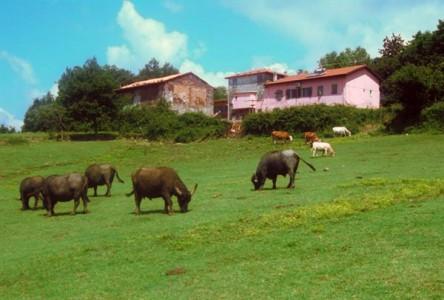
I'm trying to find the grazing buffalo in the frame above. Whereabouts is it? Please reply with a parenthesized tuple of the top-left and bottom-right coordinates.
(271, 130, 293, 144)
(303, 131, 320, 144)
(126, 167, 198, 215)
(85, 164, 124, 197)
(19, 176, 45, 210)
(251, 149, 316, 190)
(42, 173, 90, 216)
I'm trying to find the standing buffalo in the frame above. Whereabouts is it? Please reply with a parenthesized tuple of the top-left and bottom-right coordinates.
(251, 149, 316, 190)
(42, 173, 90, 216)
(85, 164, 124, 197)
(127, 167, 198, 215)
(19, 176, 45, 210)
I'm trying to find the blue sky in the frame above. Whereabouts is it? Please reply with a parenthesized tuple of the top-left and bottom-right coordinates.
(1, 0, 443, 129)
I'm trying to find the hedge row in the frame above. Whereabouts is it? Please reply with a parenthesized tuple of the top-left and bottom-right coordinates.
(242, 104, 385, 136)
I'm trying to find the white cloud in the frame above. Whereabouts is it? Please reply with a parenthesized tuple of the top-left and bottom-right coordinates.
(107, 0, 188, 70)
(163, 0, 183, 13)
(179, 59, 232, 87)
(0, 108, 24, 131)
(224, 0, 444, 68)
(0, 51, 37, 85)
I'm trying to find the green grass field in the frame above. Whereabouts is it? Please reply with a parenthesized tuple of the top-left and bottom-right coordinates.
(1, 133, 443, 299)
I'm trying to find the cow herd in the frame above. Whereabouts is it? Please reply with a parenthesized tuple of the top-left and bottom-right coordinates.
(18, 126, 351, 217)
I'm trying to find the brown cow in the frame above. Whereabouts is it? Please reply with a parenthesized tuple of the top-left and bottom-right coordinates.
(303, 131, 320, 144)
(271, 131, 293, 144)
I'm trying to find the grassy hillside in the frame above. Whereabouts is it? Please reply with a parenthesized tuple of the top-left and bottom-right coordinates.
(0, 134, 443, 299)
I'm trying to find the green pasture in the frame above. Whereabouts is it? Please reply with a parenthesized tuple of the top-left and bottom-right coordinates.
(0, 133, 443, 299)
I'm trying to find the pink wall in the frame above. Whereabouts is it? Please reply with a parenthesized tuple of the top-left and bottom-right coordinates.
(231, 92, 258, 110)
(344, 70, 380, 108)
(260, 69, 380, 111)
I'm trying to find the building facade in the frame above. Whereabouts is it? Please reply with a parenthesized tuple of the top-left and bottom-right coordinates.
(116, 72, 214, 115)
(225, 69, 286, 120)
(262, 65, 380, 111)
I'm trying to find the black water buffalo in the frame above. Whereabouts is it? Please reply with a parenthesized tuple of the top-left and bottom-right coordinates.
(42, 173, 90, 216)
(251, 149, 316, 190)
(19, 176, 45, 210)
(127, 167, 198, 215)
(85, 164, 124, 197)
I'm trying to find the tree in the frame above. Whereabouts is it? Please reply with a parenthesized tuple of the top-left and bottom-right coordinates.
(0, 124, 16, 133)
(379, 33, 405, 57)
(58, 58, 133, 133)
(23, 93, 69, 133)
(214, 86, 227, 100)
(319, 47, 371, 69)
(136, 58, 179, 81)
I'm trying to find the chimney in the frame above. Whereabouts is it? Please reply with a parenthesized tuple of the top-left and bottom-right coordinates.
(273, 72, 277, 81)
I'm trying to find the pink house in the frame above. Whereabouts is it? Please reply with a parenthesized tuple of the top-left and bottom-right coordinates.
(261, 65, 380, 111)
(225, 69, 287, 120)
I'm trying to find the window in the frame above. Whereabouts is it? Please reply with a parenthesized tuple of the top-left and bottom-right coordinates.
(302, 87, 312, 97)
(286, 89, 291, 99)
(331, 84, 338, 95)
(275, 90, 284, 101)
(317, 86, 324, 96)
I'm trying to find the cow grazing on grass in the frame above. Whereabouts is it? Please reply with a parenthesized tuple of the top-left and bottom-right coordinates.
(332, 126, 351, 136)
(126, 167, 198, 215)
(271, 131, 293, 144)
(311, 141, 335, 157)
(19, 176, 45, 210)
(85, 164, 124, 197)
(303, 131, 320, 144)
(42, 173, 90, 216)
(251, 149, 316, 190)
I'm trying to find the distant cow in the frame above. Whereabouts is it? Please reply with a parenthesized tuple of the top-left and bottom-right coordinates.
(271, 131, 293, 144)
(42, 173, 90, 216)
(303, 131, 320, 144)
(19, 176, 45, 210)
(251, 149, 316, 190)
(332, 126, 351, 136)
(126, 167, 198, 215)
(311, 141, 335, 157)
(85, 164, 124, 197)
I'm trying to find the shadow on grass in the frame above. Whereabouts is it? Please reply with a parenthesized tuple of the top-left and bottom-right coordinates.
(129, 209, 192, 216)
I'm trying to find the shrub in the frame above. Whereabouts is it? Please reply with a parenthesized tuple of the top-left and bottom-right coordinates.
(243, 105, 384, 136)
(421, 101, 444, 130)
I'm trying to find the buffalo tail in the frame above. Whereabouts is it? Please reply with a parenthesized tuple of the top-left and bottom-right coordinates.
(113, 167, 125, 183)
(296, 154, 316, 171)
(126, 190, 134, 197)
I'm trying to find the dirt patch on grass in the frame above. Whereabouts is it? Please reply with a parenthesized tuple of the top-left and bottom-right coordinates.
(166, 267, 186, 276)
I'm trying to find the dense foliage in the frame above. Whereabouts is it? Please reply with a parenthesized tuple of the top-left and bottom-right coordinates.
(371, 20, 444, 131)
(119, 101, 229, 142)
(243, 105, 382, 136)
(319, 47, 371, 69)
(136, 58, 179, 81)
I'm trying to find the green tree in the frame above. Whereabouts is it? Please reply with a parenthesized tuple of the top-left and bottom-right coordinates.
(214, 86, 227, 100)
(319, 47, 371, 69)
(23, 93, 69, 133)
(58, 58, 132, 133)
(136, 58, 179, 81)
(0, 124, 16, 133)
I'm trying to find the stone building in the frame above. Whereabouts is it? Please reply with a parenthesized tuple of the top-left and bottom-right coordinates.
(116, 72, 214, 115)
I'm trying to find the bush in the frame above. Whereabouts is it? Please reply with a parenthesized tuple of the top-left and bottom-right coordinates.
(242, 105, 384, 136)
(119, 103, 229, 143)
(421, 101, 444, 130)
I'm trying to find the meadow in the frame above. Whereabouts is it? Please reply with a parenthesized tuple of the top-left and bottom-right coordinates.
(0, 133, 443, 299)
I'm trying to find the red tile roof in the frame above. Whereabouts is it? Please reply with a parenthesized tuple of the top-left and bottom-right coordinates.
(225, 68, 287, 79)
(116, 72, 212, 92)
(265, 65, 380, 86)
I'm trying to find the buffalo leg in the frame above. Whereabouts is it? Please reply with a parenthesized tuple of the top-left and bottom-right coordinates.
(93, 186, 98, 197)
(81, 194, 89, 214)
(162, 195, 174, 215)
(134, 194, 142, 215)
(46, 197, 54, 216)
(21, 194, 30, 210)
(272, 176, 277, 189)
(33, 193, 39, 209)
(104, 177, 111, 197)
(72, 199, 80, 215)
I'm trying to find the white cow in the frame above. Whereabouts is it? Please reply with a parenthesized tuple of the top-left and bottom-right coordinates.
(311, 141, 335, 157)
(332, 126, 351, 136)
